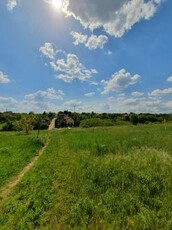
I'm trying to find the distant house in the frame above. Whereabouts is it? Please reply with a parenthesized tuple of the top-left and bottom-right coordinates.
(64, 115, 74, 127)
(122, 113, 129, 121)
(56, 111, 75, 127)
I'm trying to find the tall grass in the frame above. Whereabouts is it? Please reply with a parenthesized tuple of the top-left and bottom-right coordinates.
(67, 124, 172, 154)
(0, 124, 172, 229)
(0, 131, 46, 189)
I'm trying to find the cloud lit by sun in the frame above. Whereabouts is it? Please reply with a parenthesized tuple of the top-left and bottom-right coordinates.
(51, 0, 63, 10)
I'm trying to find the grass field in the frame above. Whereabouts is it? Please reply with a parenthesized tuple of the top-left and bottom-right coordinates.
(0, 123, 5, 131)
(0, 131, 46, 189)
(0, 124, 172, 229)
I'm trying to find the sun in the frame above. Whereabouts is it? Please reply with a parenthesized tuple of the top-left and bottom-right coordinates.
(51, 0, 63, 9)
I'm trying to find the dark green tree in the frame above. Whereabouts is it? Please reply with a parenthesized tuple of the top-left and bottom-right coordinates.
(130, 114, 138, 125)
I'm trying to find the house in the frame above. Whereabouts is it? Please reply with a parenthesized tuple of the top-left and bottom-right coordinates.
(64, 115, 74, 127)
(56, 111, 74, 127)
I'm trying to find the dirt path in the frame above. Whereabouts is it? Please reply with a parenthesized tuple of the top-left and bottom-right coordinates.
(0, 140, 49, 200)
(48, 118, 56, 130)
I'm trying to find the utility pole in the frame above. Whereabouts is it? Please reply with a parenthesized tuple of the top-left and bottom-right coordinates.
(73, 105, 76, 113)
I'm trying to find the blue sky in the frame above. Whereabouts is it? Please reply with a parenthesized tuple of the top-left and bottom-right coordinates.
(0, 0, 172, 113)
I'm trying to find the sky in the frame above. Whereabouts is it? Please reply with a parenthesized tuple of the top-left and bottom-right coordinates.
(0, 0, 172, 113)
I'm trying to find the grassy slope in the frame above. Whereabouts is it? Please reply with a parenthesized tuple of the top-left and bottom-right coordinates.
(0, 124, 172, 229)
(0, 132, 46, 189)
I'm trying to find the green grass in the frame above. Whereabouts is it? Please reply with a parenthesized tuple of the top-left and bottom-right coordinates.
(67, 124, 172, 154)
(0, 123, 6, 131)
(0, 131, 46, 189)
(0, 124, 172, 229)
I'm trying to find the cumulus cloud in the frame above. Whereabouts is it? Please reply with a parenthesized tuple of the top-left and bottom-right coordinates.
(102, 69, 141, 94)
(6, 0, 17, 11)
(39, 43, 55, 59)
(64, 99, 82, 107)
(63, 0, 163, 37)
(39, 42, 98, 82)
(25, 88, 64, 101)
(63, 99, 110, 112)
(71, 31, 88, 45)
(71, 32, 108, 49)
(149, 88, 172, 97)
(0, 88, 65, 112)
(0, 96, 17, 104)
(50, 53, 97, 82)
(0, 96, 17, 111)
(86, 35, 108, 49)
(121, 97, 160, 106)
(167, 76, 172, 82)
(84, 92, 95, 97)
(0, 71, 10, 84)
(105, 93, 165, 113)
(131, 91, 144, 97)
(18, 100, 60, 113)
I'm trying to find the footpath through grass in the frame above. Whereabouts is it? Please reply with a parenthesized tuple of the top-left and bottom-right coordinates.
(0, 124, 172, 229)
(0, 131, 46, 189)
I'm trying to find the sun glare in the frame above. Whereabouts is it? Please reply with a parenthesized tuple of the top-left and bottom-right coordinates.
(51, 0, 62, 9)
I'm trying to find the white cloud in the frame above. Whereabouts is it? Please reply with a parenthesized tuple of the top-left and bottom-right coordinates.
(86, 35, 108, 49)
(122, 97, 160, 106)
(84, 92, 95, 97)
(0, 88, 65, 112)
(0, 96, 17, 111)
(131, 91, 144, 97)
(39, 43, 55, 59)
(64, 99, 82, 107)
(0, 95, 46, 112)
(25, 88, 64, 101)
(149, 88, 172, 97)
(63, 0, 163, 37)
(18, 100, 60, 113)
(6, 0, 17, 11)
(106, 50, 112, 55)
(0, 71, 10, 84)
(0, 96, 17, 104)
(167, 76, 172, 82)
(50, 53, 97, 82)
(145, 100, 161, 106)
(71, 31, 88, 45)
(0, 93, 171, 114)
(118, 93, 126, 99)
(102, 69, 141, 94)
(90, 81, 99, 86)
(63, 99, 109, 113)
(71, 32, 108, 49)
(39, 43, 97, 83)
(106, 94, 165, 113)
(165, 101, 172, 108)
(122, 98, 138, 105)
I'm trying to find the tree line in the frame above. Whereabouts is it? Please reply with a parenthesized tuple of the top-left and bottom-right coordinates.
(0, 111, 55, 133)
(56, 111, 172, 128)
(0, 111, 171, 132)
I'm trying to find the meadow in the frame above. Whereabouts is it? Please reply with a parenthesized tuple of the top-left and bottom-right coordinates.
(0, 123, 172, 229)
(0, 131, 46, 189)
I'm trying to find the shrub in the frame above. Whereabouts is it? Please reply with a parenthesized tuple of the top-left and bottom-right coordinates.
(130, 114, 139, 125)
(80, 118, 114, 128)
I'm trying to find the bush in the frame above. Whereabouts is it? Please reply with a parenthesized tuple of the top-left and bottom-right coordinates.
(130, 114, 139, 125)
(2, 121, 15, 131)
(80, 118, 114, 128)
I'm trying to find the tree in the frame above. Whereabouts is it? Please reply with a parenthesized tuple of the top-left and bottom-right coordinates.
(130, 114, 138, 125)
(13, 114, 36, 134)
